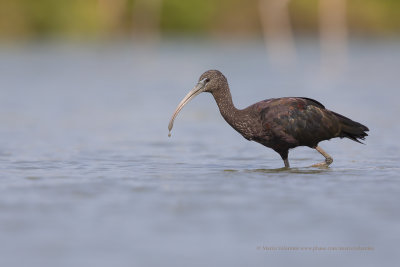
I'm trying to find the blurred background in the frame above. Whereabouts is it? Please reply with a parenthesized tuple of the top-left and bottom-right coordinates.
(1, 0, 400, 39)
(1, 0, 399, 71)
(1, 1, 400, 267)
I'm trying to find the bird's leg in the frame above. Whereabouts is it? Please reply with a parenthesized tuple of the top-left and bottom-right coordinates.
(279, 150, 290, 168)
(283, 158, 290, 168)
(311, 146, 333, 167)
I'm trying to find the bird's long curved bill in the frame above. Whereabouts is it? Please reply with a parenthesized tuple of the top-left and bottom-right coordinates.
(168, 81, 205, 136)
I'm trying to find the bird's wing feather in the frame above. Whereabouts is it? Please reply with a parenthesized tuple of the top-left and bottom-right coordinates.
(255, 97, 340, 147)
(298, 97, 325, 109)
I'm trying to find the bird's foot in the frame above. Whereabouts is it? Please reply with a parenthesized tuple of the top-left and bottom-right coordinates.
(311, 157, 333, 168)
(310, 162, 330, 168)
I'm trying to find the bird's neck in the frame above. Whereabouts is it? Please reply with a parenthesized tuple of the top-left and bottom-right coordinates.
(211, 87, 247, 132)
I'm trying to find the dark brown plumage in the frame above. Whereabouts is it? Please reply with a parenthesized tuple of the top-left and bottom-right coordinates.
(168, 70, 369, 168)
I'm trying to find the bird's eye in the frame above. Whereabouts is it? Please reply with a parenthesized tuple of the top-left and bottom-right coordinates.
(205, 78, 210, 83)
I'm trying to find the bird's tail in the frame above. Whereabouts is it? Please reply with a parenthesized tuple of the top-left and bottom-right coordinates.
(333, 111, 369, 144)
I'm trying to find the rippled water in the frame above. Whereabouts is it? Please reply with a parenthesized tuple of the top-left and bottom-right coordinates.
(0, 39, 399, 266)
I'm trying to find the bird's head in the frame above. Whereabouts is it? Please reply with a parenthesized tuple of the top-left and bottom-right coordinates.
(198, 69, 227, 93)
(168, 70, 227, 135)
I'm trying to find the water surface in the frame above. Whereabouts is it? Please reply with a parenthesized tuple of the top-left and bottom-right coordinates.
(0, 39, 399, 267)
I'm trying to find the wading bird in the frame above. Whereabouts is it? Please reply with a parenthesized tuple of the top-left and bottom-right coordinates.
(168, 70, 369, 168)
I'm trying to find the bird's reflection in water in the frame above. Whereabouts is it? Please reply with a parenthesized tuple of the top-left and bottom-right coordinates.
(223, 167, 330, 174)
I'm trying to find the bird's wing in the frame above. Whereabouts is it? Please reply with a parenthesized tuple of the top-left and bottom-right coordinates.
(256, 97, 340, 147)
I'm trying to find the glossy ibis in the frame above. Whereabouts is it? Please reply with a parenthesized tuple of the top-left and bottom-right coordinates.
(168, 70, 369, 168)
